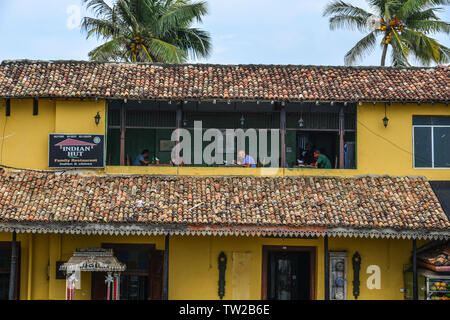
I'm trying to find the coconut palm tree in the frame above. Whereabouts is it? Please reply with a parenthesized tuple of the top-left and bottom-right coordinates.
(81, 0, 211, 63)
(323, 0, 450, 66)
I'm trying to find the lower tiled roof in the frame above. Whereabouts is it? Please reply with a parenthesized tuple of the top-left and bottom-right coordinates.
(0, 170, 448, 234)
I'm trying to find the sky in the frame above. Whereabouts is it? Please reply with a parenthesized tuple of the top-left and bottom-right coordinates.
(0, 0, 448, 66)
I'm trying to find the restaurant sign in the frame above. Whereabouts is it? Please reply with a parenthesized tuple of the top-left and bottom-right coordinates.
(49, 134, 105, 168)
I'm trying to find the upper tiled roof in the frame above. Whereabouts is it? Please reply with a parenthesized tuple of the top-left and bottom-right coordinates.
(0, 170, 448, 234)
(0, 60, 449, 103)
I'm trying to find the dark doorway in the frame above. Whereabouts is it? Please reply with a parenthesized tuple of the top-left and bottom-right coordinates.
(91, 244, 163, 300)
(0, 242, 20, 300)
(262, 246, 315, 300)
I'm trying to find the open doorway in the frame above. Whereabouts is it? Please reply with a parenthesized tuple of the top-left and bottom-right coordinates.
(297, 131, 339, 168)
(262, 246, 315, 300)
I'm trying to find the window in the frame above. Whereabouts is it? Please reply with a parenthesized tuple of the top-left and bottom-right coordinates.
(413, 116, 450, 168)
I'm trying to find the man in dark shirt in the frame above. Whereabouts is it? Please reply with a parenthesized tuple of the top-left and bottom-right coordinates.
(302, 142, 315, 165)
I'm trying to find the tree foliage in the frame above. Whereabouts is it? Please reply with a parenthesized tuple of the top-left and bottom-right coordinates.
(82, 0, 211, 63)
(323, 0, 450, 66)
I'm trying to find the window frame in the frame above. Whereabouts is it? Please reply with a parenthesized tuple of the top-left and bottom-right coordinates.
(413, 122, 450, 169)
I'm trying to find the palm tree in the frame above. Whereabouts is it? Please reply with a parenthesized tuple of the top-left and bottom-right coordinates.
(81, 0, 211, 63)
(323, 0, 450, 66)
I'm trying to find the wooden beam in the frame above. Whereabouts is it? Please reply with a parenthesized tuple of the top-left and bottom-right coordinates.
(5, 99, 10, 116)
(8, 231, 17, 300)
(163, 235, 170, 300)
(280, 104, 286, 168)
(324, 235, 330, 300)
(120, 103, 126, 166)
(339, 106, 345, 169)
(33, 98, 38, 116)
(413, 239, 418, 300)
(176, 102, 183, 129)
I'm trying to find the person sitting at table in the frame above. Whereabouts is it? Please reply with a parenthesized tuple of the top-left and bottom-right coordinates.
(302, 142, 315, 165)
(133, 149, 152, 166)
(313, 149, 332, 169)
(237, 150, 256, 168)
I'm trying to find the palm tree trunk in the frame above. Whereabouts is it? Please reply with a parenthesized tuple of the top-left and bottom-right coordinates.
(381, 43, 388, 66)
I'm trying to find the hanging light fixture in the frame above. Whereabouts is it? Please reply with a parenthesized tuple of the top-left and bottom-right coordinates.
(298, 112, 304, 127)
(240, 114, 245, 127)
(94, 112, 101, 126)
(382, 104, 389, 128)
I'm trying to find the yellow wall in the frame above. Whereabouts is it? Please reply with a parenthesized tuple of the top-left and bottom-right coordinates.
(356, 102, 450, 180)
(0, 99, 55, 170)
(0, 99, 105, 170)
(0, 231, 424, 300)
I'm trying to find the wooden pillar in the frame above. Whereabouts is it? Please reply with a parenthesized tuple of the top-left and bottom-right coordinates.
(413, 239, 418, 300)
(280, 104, 286, 168)
(339, 106, 345, 169)
(8, 231, 17, 300)
(174, 102, 183, 166)
(119, 103, 126, 166)
(324, 235, 330, 300)
(176, 102, 183, 129)
(163, 234, 169, 300)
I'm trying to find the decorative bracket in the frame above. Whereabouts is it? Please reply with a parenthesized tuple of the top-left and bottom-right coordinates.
(352, 252, 361, 299)
(218, 251, 227, 299)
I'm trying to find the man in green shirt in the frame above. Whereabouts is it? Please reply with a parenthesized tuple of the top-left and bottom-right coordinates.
(314, 150, 332, 169)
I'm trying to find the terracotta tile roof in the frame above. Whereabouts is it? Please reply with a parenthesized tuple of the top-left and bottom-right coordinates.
(0, 170, 448, 233)
(0, 60, 448, 103)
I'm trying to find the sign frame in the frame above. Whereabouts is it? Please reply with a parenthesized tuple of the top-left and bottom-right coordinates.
(48, 133, 106, 169)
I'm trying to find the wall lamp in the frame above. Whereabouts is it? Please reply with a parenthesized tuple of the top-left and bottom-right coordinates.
(382, 104, 389, 128)
(94, 112, 101, 126)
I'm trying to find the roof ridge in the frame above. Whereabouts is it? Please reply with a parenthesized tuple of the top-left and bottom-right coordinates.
(1, 169, 427, 181)
(1, 59, 446, 71)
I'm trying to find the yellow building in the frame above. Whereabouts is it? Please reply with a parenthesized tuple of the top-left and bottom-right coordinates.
(0, 61, 449, 300)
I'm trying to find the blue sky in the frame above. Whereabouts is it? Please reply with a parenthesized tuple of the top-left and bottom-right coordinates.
(0, 0, 448, 66)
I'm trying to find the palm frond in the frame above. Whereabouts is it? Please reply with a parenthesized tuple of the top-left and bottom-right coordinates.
(115, 0, 139, 32)
(400, 0, 450, 19)
(82, 0, 113, 18)
(172, 27, 211, 59)
(344, 31, 378, 65)
(390, 40, 410, 66)
(405, 7, 442, 23)
(401, 28, 450, 64)
(147, 38, 186, 63)
(155, 1, 209, 37)
(81, 17, 121, 40)
(391, 28, 412, 65)
(323, 1, 373, 18)
(88, 37, 127, 61)
(329, 15, 372, 32)
(406, 19, 450, 33)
